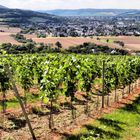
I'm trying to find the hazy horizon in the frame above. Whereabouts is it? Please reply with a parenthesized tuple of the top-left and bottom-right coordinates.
(1, 0, 140, 10)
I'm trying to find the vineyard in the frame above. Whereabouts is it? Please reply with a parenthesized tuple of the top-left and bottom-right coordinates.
(0, 53, 140, 140)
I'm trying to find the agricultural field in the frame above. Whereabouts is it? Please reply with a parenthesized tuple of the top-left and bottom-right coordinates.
(0, 54, 140, 140)
(25, 36, 104, 49)
(100, 36, 140, 51)
(0, 26, 21, 45)
(0, 26, 20, 33)
(24, 35, 140, 51)
(0, 25, 140, 51)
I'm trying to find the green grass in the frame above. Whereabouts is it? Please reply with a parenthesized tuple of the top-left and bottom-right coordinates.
(100, 39, 114, 43)
(67, 95, 140, 140)
(0, 100, 20, 110)
(0, 93, 40, 110)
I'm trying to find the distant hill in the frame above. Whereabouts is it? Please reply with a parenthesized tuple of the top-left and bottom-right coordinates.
(40, 9, 140, 17)
(0, 7, 64, 26)
(1, 6, 140, 27)
(0, 5, 8, 9)
(119, 10, 140, 17)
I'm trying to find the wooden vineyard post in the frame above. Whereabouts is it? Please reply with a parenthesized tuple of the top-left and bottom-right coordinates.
(49, 98, 54, 130)
(71, 96, 76, 120)
(102, 60, 105, 108)
(2, 91, 6, 113)
(6, 65, 36, 140)
(114, 83, 117, 102)
(96, 95, 100, 110)
(128, 82, 131, 94)
(107, 94, 110, 107)
(122, 86, 125, 98)
(131, 83, 133, 91)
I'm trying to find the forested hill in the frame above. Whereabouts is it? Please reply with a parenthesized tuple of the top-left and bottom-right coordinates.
(0, 6, 65, 26)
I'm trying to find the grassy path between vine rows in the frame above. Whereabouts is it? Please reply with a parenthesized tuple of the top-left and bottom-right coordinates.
(60, 91, 140, 140)
(0, 94, 40, 109)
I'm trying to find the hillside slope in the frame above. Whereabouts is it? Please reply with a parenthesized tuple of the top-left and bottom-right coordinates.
(0, 7, 64, 26)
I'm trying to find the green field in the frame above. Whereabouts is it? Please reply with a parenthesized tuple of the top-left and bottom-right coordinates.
(0, 93, 40, 110)
(100, 39, 114, 43)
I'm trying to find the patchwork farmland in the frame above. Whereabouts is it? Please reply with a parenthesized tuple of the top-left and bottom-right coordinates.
(0, 26, 140, 51)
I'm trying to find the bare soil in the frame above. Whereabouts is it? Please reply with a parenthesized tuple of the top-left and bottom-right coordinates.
(0, 81, 140, 140)
(0, 26, 21, 45)
(25, 36, 140, 51)
(100, 36, 140, 51)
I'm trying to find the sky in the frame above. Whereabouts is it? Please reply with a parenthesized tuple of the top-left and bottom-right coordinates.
(1, 0, 140, 10)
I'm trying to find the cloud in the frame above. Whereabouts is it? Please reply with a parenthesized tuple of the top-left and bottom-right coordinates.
(1, 0, 140, 10)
